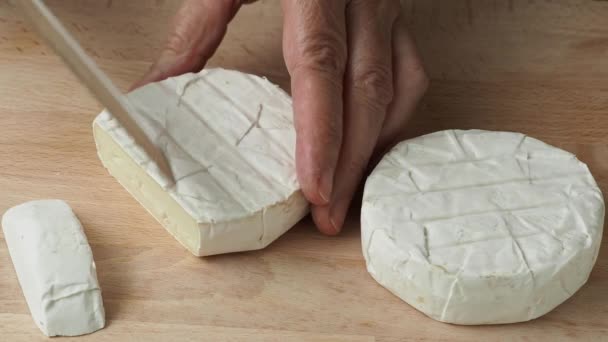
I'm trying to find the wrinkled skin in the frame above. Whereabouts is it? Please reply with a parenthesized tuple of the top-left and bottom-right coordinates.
(134, 0, 429, 235)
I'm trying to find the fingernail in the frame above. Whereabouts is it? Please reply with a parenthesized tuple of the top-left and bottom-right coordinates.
(329, 206, 345, 235)
(329, 216, 341, 235)
(318, 169, 334, 204)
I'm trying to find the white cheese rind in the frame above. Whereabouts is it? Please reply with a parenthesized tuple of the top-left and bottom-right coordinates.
(2, 200, 105, 336)
(361, 130, 605, 325)
(93, 68, 309, 256)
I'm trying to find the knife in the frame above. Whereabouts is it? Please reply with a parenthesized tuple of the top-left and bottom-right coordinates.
(16, 0, 175, 184)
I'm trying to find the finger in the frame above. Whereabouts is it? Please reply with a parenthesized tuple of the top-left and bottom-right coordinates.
(377, 15, 429, 150)
(281, 0, 348, 214)
(132, 0, 244, 89)
(312, 0, 400, 234)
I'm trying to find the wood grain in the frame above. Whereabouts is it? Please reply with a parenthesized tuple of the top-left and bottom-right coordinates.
(16, 0, 174, 183)
(1, 0, 607, 341)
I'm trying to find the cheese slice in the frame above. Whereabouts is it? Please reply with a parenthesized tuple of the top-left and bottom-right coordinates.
(93, 68, 309, 256)
(2, 200, 105, 336)
(362, 130, 605, 324)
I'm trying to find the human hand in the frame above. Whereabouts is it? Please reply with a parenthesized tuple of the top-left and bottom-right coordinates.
(135, 0, 429, 235)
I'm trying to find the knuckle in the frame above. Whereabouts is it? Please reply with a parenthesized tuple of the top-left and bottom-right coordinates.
(408, 61, 430, 92)
(164, 30, 191, 56)
(297, 33, 347, 76)
(350, 0, 401, 22)
(164, 2, 206, 57)
(353, 64, 394, 109)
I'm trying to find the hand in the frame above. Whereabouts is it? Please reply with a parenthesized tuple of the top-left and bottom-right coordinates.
(135, 0, 429, 235)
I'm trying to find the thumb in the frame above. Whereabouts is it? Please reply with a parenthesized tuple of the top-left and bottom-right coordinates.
(131, 0, 244, 90)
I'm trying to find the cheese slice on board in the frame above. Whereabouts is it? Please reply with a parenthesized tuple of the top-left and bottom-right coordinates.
(362, 130, 604, 325)
(93, 68, 309, 256)
(2, 200, 105, 336)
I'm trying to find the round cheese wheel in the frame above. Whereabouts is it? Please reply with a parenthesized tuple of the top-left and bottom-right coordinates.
(361, 130, 604, 324)
(94, 69, 309, 256)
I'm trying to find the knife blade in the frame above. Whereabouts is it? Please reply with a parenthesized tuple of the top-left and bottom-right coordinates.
(16, 0, 175, 185)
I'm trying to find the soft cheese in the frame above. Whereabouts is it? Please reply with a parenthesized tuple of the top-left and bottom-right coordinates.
(93, 68, 309, 256)
(2, 200, 105, 336)
(362, 130, 604, 324)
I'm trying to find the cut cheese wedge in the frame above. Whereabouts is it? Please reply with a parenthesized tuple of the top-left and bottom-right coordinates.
(2, 200, 105, 336)
(362, 130, 605, 324)
(93, 68, 309, 256)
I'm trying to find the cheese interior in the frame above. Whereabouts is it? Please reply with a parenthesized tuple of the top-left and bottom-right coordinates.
(94, 123, 201, 253)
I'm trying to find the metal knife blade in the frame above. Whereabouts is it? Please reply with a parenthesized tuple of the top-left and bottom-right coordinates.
(16, 0, 175, 185)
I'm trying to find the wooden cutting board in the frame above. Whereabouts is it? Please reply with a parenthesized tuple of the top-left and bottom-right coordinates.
(1, 1, 607, 341)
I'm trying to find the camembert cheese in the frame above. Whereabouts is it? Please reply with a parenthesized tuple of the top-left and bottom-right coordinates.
(2, 200, 105, 336)
(362, 130, 604, 324)
(93, 69, 309, 256)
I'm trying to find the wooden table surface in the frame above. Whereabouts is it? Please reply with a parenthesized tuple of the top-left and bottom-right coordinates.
(1, 1, 607, 341)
